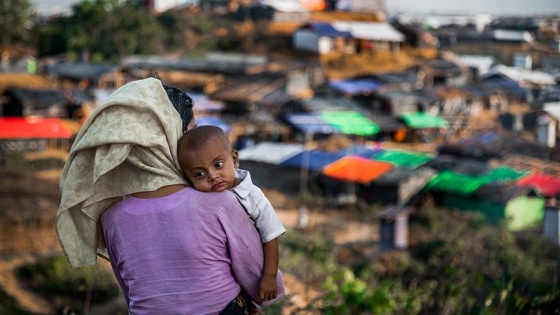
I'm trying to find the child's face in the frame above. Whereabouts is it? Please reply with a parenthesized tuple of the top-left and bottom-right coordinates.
(181, 141, 239, 192)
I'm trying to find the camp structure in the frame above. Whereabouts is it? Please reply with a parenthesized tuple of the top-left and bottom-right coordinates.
(439, 181, 544, 230)
(237, 142, 305, 195)
(367, 166, 437, 205)
(377, 205, 410, 252)
(0, 117, 79, 154)
(424, 163, 541, 230)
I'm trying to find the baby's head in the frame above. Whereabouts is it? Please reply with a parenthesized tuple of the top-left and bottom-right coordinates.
(178, 125, 239, 192)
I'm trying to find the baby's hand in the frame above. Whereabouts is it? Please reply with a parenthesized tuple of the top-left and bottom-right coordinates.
(259, 274, 277, 301)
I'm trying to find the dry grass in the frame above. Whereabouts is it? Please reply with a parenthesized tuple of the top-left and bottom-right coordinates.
(0, 73, 59, 93)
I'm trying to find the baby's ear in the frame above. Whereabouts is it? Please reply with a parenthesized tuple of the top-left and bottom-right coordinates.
(232, 150, 240, 168)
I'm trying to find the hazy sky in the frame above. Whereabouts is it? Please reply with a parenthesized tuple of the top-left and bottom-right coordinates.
(31, 0, 560, 16)
(388, 0, 560, 16)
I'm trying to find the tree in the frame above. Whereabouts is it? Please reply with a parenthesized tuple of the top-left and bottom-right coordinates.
(37, 0, 163, 61)
(0, 0, 34, 47)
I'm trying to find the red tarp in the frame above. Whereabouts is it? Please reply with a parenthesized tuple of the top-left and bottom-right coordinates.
(517, 173, 560, 196)
(323, 156, 394, 184)
(0, 117, 73, 139)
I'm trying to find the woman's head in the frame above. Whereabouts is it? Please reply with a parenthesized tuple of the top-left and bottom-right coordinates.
(162, 84, 195, 133)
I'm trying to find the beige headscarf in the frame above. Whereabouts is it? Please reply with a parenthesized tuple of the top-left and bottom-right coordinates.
(56, 78, 188, 267)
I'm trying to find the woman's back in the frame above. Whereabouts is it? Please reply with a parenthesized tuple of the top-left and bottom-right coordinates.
(101, 187, 254, 314)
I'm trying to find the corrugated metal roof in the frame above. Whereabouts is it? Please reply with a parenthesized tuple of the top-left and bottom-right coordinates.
(332, 21, 405, 42)
(46, 63, 117, 80)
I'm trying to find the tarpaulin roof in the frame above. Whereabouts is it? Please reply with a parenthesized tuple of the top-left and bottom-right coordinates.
(238, 142, 304, 165)
(482, 166, 528, 183)
(328, 78, 381, 95)
(196, 115, 231, 134)
(280, 149, 346, 171)
(344, 145, 382, 159)
(190, 93, 224, 112)
(284, 111, 380, 136)
(482, 77, 527, 98)
(299, 97, 364, 112)
(323, 156, 393, 184)
(283, 114, 340, 135)
(426, 154, 491, 176)
(373, 166, 436, 185)
(425, 170, 487, 195)
(319, 111, 379, 136)
(332, 22, 405, 42)
(46, 63, 117, 80)
(302, 22, 353, 38)
(0, 117, 74, 139)
(373, 149, 433, 168)
(517, 173, 560, 196)
(399, 112, 450, 129)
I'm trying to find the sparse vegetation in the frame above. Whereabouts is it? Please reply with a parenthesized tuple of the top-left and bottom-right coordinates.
(16, 255, 120, 314)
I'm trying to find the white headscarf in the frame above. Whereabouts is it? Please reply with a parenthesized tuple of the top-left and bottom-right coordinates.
(56, 78, 188, 267)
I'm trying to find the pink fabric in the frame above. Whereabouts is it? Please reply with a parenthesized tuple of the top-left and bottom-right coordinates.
(101, 187, 284, 314)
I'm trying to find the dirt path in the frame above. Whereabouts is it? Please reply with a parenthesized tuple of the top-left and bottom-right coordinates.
(0, 255, 54, 314)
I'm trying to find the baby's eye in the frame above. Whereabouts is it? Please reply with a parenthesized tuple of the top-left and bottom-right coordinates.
(194, 171, 206, 179)
(215, 161, 224, 169)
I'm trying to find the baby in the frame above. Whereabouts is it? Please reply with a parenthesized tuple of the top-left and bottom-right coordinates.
(177, 125, 286, 302)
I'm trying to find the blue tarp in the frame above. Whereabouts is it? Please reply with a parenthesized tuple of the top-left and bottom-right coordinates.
(283, 114, 340, 135)
(328, 78, 381, 95)
(308, 22, 353, 38)
(196, 116, 231, 133)
(483, 77, 527, 98)
(344, 145, 382, 159)
(278, 145, 381, 171)
(280, 149, 347, 171)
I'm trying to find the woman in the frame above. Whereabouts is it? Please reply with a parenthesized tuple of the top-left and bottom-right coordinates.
(56, 77, 284, 314)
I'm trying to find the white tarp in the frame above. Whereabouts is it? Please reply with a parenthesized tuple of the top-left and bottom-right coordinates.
(332, 22, 405, 42)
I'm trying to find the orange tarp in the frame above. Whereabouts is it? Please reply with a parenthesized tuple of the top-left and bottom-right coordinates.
(323, 156, 393, 184)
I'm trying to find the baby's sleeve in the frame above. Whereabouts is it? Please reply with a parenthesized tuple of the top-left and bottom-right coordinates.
(241, 185, 286, 243)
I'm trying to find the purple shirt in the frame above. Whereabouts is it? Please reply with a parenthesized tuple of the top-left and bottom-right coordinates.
(100, 187, 284, 314)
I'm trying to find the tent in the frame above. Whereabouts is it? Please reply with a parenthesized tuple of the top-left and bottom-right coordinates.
(283, 111, 379, 136)
(319, 111, 380, 136)
(399, 112, 449, 129)
(280, 149, 346, 171)
(282, 113, 340, 135)
(441, 182, 544, 230)
(328, 78, 381, 95)
(196, 115, 232, 134)
(517, 173, 560, 197)
(368, 166, 437, 205)
(238, 142, 304, 165)
(322, 156, 393, 184)
(373, 149, 433, 169)
(0, 117, 74, 139)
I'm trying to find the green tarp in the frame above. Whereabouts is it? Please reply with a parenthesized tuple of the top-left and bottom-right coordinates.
(425, 170, 487, 195)
(373, 149, 433, 169)
(481, 166, 528, 183)
(320, 111, 379, 136)
(426, 166, 529, 195)
(399, 112, 450, 129)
